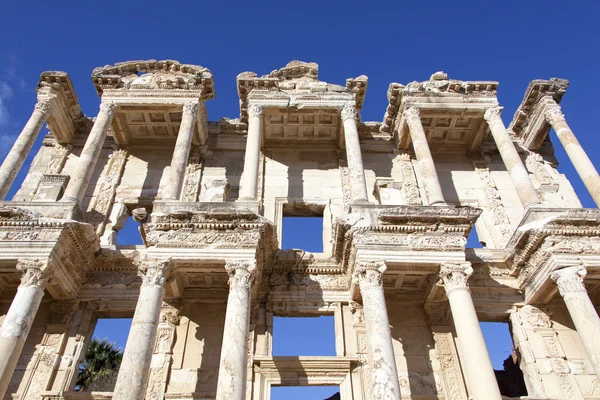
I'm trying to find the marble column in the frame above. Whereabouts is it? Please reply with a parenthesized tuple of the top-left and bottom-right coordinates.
(61, 101, 118, 204)
(484, 107, 542, 208)
(551, 266, 600, 380)
(216, 260, 256, 400)
(239, 105, 262, 200)
(0, 259, 54, 399)
(353, 261, 401, 400)
(545, 104, 600, 207)
(341, 104, 369, 203)
(0, 100, 53, 200)
(403, 107, 445, 205)
(113, 259, 171, 400)
(439, 262, 502, 400)
(163, 101, 199, 200)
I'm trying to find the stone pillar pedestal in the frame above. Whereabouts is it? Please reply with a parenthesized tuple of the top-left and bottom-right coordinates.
(216, 260, 256, 400)
(0, 101, 53, 200)
(239, 105, 262, 200)
(353, 261, 401, 400)
(440, 262, 502, 400)
(0, 259, 53, 399)
(545, 105, 600, 207)
(62, 102, 118, 204)
(113, 259, 171, 400)
(341, 104, 369, 203)
(484, 107, 541, 208)
(163, 102, 199, 200)
(551, 266, 600, 380)
(403, 107, 445, 205)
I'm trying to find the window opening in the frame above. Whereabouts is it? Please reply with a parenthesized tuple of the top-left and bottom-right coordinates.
(76, 318, 132, 392)
(282, 217, 323, 252)
(271, 386, 340, 400)
(115, 216, 144, 246)
(273, 316, 335, 356)
(480, 321, 527, 397)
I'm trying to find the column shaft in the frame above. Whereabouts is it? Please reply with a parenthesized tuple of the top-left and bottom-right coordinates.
(546, 106, 600, 206)
(113, 260, 170, 400)
(0, 260, 52, 399)
(341, 105, 369, 202)
(61, 102, 117, 204)
(403, 107, 445, 205)
(440, 263, 502, 400)
(216, 260, 256, 400)
(551, 266, 600, 379)
(484, 107, 541, 208)
(239, 105, 262, 200)
(354, 262, 401, 399)
(163, 102, 198, 200)
(0, 101, 52, 200)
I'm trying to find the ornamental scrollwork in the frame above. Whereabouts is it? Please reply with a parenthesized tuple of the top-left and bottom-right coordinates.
(225, 259, 257, 289)
(34, 100, 53, 117)
(402, 107, 421, 127)
(439, 262, 473, 293)
(16, 259, 54, 288)
(353, 261, 387, 288)
(544, 106, 566, 125)
(341, 104, 357, 121)
(182, 101, 199, 117)
(483, 106, 502, 122)
(248, 104, 263, 118)
(138, 259, 172, 287)
(550, 266, 587, 296)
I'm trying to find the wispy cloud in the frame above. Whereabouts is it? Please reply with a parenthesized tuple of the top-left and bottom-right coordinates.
(0, 56, 24, 162)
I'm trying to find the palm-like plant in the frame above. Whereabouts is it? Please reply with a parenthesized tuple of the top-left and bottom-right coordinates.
(76, 338, 123, 391)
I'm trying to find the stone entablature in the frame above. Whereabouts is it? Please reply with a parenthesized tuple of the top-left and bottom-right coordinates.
(1, 59, 600, 400)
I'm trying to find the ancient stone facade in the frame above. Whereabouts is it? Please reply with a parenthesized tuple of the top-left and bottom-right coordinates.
(0, 60, 599, 399)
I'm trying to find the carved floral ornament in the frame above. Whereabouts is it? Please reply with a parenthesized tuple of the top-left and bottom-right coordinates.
(248, 104, 263, 118)
(34, 100, 53, 117)
(402, 106, 421, 126)
(483, 106, 502, 122)
(353, 261, 387, 288)
(16, 258, 55, 288)
(138, 258, 172, 287)
(182, 101, 199, 117)
(544, 105, 566, 125)
(99, 101, 118, 116)
(341, 104, 357, 121)
(550, 265, 588, 296)
(225, 259, 257, 288)
(438, 262, 473, 293)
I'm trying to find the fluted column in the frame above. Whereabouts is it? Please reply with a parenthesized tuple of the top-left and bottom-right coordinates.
(403, 107, 445, 205)
(551, 266, 600, 379)
(113, 259, 171, 400)
(544, 103, 600, 207)
(216, 260, 256, 400)
(484, 107, 542, 208)
(0, 259, 54, 399)
(163, 102, 199, 200)
(61, 101, 118, 204)
(440, 262, 502, 400)
(0, 101, 53, 200)
(341, 104, 369, 203)
(353, 261, 401, 399)
(239, 105, 262, 200)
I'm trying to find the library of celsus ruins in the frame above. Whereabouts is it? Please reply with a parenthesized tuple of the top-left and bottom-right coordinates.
(1, 58, 600, 399)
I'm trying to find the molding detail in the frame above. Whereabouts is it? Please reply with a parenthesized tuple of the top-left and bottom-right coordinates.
(225, 259, 257, 288)
(16, 258, 54, 288)
(550, 266, 587, 296)
(439, 262, 473, 293)
(138, 259, 171, 287)
(353, 261, 387, 288)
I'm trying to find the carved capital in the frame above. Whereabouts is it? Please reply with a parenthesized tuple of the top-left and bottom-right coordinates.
(544, 106, 566, 125)
(341, 104, 357, 121)
(225, 259, 257, 289)
(439, 262, 473, 293)
(248, 104, 263, 118)
(16, 258, 54, 288)
(99, 101, 118, 116)
(403, 106, 421, 127)
(483, 106, 502, 123)
(34, 100, 53, 117)
(138, 259, 171, 287)
(551, 266, 587, 296)
(182, 101, 199, 117)
(353, 261, 387, 288)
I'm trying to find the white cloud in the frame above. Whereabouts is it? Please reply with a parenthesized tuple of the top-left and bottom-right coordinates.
(0, 81, 14, 127)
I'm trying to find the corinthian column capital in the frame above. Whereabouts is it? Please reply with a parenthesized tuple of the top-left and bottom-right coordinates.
(99, 101, 118, 116)
(138, 259, 172, 287)
(551, 266, 587, 296)
(341, 104, 357, 121)
(34, 100, 53, 117)
(182, 101, 199, 117)
(225, 259, 257, 289)
(439, 262, 473, 293)
(248, 104, 263, 118)
(403, 106, 421, 126)
(544, 106, 566, 125)
(16, 258, 54, 288)
(483, 106, 503, 122)
(353, 261, 387, 288)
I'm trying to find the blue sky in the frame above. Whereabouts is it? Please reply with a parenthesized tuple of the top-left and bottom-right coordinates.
(2, 1, 598, 397)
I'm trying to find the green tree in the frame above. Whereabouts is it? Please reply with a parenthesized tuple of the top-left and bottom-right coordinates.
(76, 338, 123, 391)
